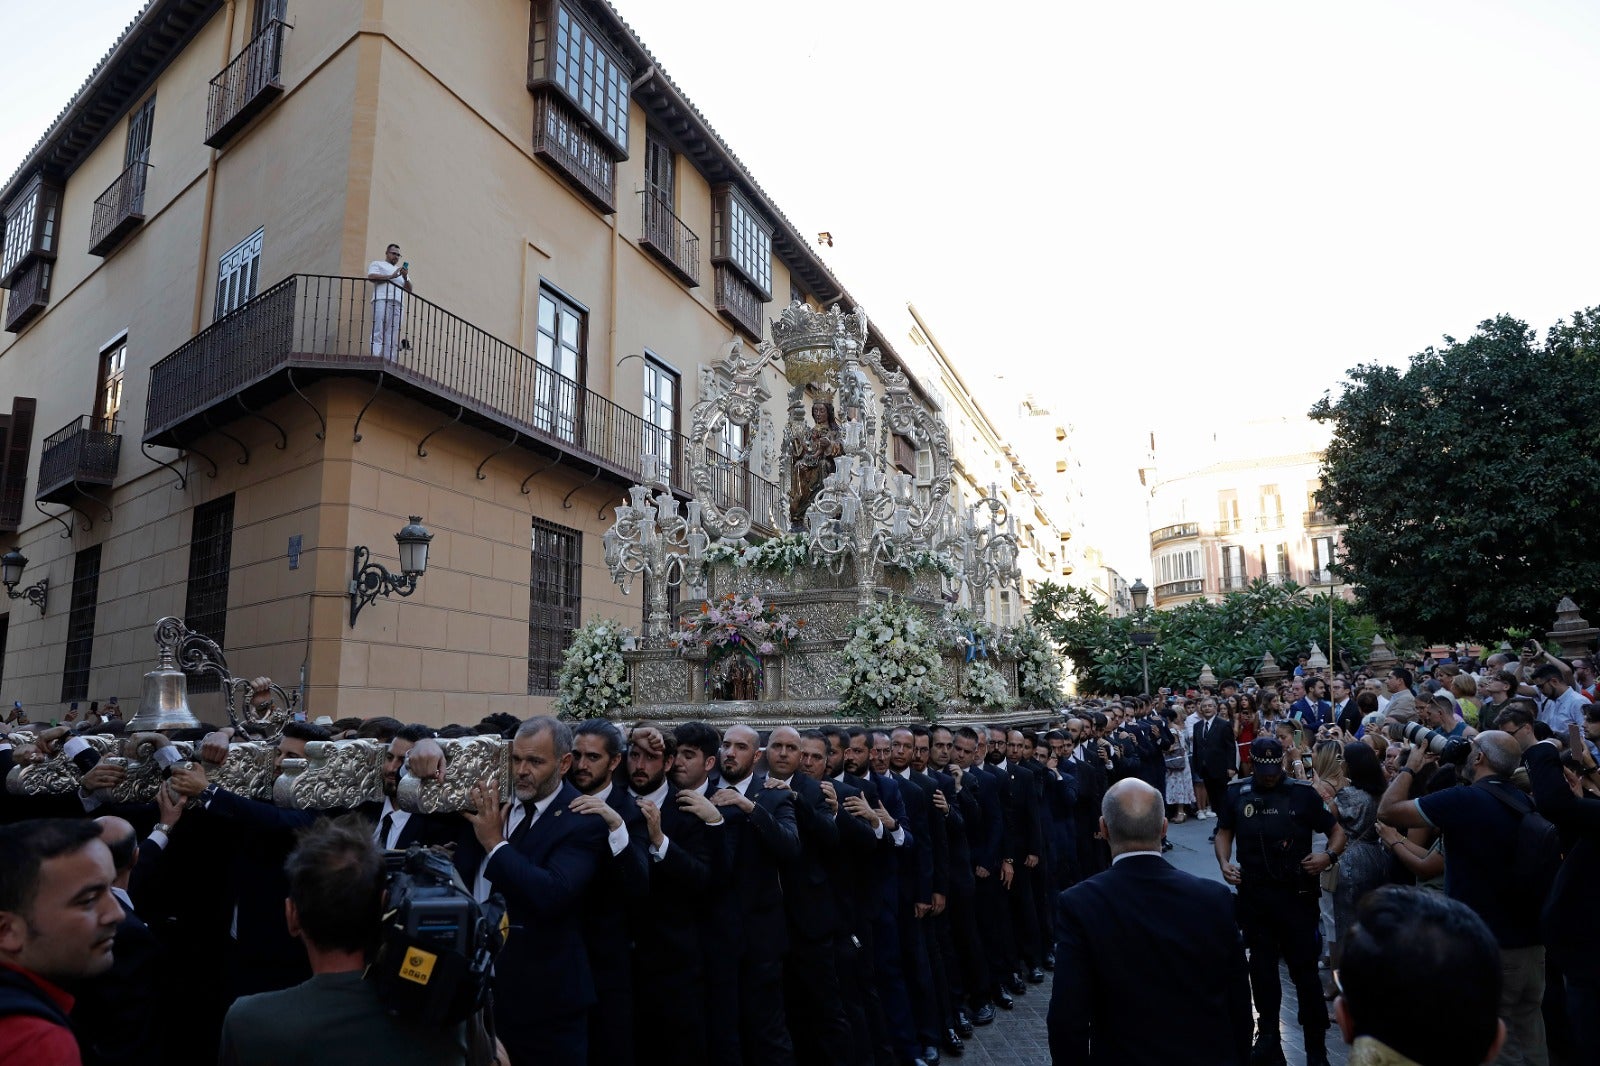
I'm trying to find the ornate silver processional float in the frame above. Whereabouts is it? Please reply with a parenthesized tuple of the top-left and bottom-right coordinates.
(600, 301, 1029, 727)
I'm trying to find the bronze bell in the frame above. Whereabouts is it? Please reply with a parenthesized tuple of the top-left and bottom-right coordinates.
(126, 642, 200, 732)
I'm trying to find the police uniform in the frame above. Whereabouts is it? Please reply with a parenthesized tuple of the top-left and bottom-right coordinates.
(1217, 739, 1336, 1065)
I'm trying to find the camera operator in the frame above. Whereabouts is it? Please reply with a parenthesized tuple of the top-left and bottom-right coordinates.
(1214, 735, 1344, 1066)
(218, 816, 470, 1065)
(1378, 731, 1548, 1065)
(1334, 885, 1505, 1065)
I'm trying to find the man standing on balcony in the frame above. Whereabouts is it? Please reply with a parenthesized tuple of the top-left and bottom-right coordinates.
(366, 243, 412, 358)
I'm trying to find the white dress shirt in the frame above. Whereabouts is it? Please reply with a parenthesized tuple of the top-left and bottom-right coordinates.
(591, 781, 633, 858)
(375, 797, 412, 850)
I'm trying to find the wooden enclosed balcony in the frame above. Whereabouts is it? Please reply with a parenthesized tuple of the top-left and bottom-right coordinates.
(205, 19, 287, 148)
(142, 275, 780, 529)
(37, 416, 121, 504)
(88, 161, 150, 256)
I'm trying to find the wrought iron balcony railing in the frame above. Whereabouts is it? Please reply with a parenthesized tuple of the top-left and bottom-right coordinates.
(1150, 521, 1200, 547)
(143, 274, 781, 531)
(37, 416, 121, 504)
(638, 191, 700, 286)
(206, 18, 287, 148)
(1305, 508, 1336, 527)
(89, 160, 151, 256)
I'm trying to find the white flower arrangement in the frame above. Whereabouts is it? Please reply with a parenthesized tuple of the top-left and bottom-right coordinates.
(837, 598, 949, 722)
(1006, 619, 1066, 708)
(961, 659, 1014, 709)
(704, 533, 812, 574)
(554, 618, 633, 721)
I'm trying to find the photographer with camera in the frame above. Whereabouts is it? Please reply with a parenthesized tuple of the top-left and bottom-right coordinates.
(218, 817, 473, 1066)
(1378, 731, 1550, 1065)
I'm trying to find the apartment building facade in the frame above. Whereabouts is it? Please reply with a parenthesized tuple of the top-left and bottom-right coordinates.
(0, 0, 934, 723)
(1140, 417, 1351, 609)
(902, 305, 1070, 624)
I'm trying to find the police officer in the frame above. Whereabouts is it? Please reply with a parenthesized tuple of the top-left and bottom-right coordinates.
(1214, 735, 1345, 1066)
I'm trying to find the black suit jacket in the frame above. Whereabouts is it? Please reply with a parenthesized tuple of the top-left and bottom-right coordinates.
(634, 784, 717, 982)
(1191, 717, 1237, 778)
(907, 769, 951, 897)
(1526, 742, 1600, 981)
(777, 772, 842, 941)
(825, 775, 884, 937)
(884, 769, 934, 907)
(1005, 761, 1046, 861)
(580, 784, 649, 994)
(451, 780, 608, 1029)
(75, 895, 168, 1066)
(1047, 855, 1251, 1065)
(359, 799, 459, 851)
(967, 763, 1007, 871)
(715, 772, 801, 957)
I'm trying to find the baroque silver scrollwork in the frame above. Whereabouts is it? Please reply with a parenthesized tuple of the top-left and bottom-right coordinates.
(394, 736, 510, 814)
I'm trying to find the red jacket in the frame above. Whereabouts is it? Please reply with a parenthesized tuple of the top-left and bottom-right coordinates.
(0, 962, 80, 1066)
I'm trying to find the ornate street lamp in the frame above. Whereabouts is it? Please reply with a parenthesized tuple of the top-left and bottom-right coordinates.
(1129, 577, 1155, 695)
(349, 516, 433, 627)
(1, 550, 47, 615)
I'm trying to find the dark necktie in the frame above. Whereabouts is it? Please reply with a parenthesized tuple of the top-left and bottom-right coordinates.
(377, 812, 394, 848)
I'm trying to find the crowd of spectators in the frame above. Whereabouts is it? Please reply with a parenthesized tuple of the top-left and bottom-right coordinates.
(0, 634, 1593, 1065)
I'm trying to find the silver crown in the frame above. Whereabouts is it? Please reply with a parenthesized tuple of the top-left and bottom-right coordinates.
(770, 301, 868, 358)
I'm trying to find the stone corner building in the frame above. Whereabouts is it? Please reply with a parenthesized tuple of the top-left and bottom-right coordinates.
(0, 0, 942, 725)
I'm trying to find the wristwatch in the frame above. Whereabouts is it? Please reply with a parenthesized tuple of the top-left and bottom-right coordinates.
(1326, 848, 1342, 861)
(154, 823, 174, 835)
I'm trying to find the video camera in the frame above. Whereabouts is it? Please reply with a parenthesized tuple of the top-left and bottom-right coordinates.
(1385, 720, 1472, 767)
(372, 845, 505, 1027)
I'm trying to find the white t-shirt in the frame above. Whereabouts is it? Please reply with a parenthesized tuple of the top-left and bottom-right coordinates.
(369, 260, 408, 303)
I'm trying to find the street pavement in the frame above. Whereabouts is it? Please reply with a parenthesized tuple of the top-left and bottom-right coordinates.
(964, 814, 1350, 1065)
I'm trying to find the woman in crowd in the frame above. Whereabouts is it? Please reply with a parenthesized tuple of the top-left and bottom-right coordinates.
(1317, 742, 1392, 951)
(1451, 672, 1480, 727)
(1276, 721, 1308, 780)
(1163, 706, 1195, 822)
(1233, 693, 1257, 774)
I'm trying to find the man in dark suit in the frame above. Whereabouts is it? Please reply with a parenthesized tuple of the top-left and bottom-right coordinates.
(931, 726, 991, 1031)
(441, 716, 608, 1066)
(1002, 729, 1046, 985)
(713, 723, 802, 1066)
(74, 817, 165, 1066)
(846, 727, 924, 1066)
(1047, 779, 1252, 1065)
(802, 728, 890, 1066)
(1190, 698, 1236, 822)
(627, 724, 719, 1066)
(885, 728, 943, 1065)
(964, 727, 1020, 1008)
(766, 726, 852, 1066)
(368, 724, 457, 851)
(566, 720, 648, 1066)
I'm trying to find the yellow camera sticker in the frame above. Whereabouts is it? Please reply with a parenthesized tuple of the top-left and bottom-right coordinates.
(398, 948, 438, 985)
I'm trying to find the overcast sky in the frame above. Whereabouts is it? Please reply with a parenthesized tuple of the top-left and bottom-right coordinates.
(7, 0, 1600, 580)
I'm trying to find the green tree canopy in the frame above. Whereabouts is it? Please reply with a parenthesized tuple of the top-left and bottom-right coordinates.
(1029, 579, 1376, 695)
(1310, 310, 1600, 640)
